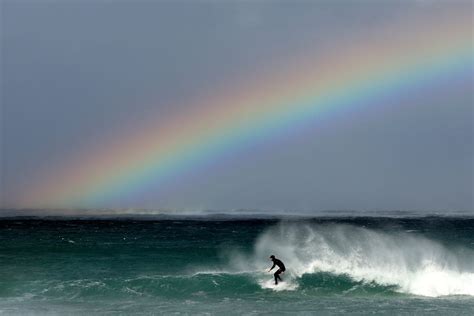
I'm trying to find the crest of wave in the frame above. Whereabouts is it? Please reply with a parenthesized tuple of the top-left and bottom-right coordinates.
(226, 222, 474, 297)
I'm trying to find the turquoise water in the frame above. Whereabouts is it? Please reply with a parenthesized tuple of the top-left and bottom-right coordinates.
(1, 215, 473, 315)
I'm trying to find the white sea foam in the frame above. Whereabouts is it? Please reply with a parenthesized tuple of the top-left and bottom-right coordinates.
(226, 223, 474, 297)
(258, 278, 298, 291)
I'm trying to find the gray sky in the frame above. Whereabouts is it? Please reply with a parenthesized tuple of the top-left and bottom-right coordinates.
(1, 0, 473, 211)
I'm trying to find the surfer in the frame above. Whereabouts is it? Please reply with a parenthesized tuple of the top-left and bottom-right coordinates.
(268, 255, 286, 285)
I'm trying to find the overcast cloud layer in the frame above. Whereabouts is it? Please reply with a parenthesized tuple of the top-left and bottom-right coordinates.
(1, 0, 472, 211)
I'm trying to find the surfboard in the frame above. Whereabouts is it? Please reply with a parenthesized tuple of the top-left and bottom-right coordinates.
(259, 278, 297, 291)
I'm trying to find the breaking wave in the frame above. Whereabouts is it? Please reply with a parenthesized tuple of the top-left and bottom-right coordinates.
(224, 222, 474, 297)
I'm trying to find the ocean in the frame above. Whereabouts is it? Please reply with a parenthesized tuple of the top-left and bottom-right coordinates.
(1, 213, 473, 315)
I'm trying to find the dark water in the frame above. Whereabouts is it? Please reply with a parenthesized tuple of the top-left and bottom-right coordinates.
(1, 215, 473, 315)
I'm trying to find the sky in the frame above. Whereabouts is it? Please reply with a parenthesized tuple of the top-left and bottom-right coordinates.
(1, 0, 473, 212)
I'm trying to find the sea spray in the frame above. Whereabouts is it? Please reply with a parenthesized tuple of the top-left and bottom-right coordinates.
(225, 222, 474, 297)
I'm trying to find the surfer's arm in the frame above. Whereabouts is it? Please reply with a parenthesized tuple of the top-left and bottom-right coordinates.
(268, 263, 275, 272)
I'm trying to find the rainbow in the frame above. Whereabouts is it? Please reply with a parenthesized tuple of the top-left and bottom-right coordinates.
(22, 11, 473, 208)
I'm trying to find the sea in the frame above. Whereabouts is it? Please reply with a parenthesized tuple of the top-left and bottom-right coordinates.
(0, 210, 473, 315)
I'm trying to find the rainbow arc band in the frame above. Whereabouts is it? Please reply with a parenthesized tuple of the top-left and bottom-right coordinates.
(22, 13, 473, 208)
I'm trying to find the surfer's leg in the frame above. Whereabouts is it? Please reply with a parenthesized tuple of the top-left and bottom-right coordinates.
(279, 269, 285, 281)
(274, 269, 282, 284)
(277, 272, 283, 281)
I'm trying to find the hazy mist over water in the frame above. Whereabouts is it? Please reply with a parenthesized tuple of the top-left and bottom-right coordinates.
(0, 208, 472, 220)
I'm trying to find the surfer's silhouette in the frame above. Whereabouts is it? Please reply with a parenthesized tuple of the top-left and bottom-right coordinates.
(268, 255, 286, 285)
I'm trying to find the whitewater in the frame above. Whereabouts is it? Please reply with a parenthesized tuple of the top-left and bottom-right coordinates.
(0, 214, 473, 315)
(221, 223, 474, 297)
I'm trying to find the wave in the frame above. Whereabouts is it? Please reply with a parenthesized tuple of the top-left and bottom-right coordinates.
(17, 272, 399, 302)
(223, 222, 474, 297)
(3, 222, 473, 301)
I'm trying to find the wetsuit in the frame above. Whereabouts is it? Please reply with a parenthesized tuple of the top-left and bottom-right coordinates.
(270, 258, 286, 284)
